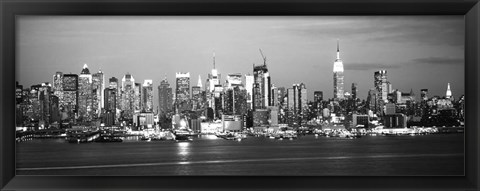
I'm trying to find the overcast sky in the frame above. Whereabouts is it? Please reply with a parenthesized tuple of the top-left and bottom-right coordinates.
(17, 16, 464, 108)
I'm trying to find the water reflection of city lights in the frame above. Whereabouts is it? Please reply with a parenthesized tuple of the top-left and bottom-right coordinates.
(177, 142, 190, 157)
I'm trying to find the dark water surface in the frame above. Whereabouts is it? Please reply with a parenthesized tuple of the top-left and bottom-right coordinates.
(16, 134, 464, 176)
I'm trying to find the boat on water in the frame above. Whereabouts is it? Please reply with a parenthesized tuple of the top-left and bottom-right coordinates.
(174, 130, 194, 141)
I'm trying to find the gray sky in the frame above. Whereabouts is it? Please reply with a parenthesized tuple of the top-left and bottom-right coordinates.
(17, 16, 464, 108)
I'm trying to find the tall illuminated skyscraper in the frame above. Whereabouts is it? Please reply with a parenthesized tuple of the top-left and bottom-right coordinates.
(141, 80, 154, 112)
(253, 63, 271, 110)
(78, 64, 93, 122)
(446, 83, 452, 99)
(158, 77, 173, 115)
(134, 82, 142, 112)
(374, 70, 388, 102)
(333, 40, 344, 100)
(121, 73, 135, 119)
(175, 72, 191, 112)
(62, 74, 78, 122)
(52, 72, 63, 103)
(206, 52, 221, 108)
(244, 74, 254, 110)
(92, 69, 105, 117)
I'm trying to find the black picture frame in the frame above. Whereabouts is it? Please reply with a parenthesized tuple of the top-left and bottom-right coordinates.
(1, 0, 479, 190)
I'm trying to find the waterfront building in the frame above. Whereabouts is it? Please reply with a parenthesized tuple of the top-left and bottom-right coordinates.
(158, 77, 173, 116)
(141, 80, 154, 112)
(333, 40, 345, 100)
(374, 70, 388, 102)
(78, 64, 93, 123)
(222, 114, 243, 132)
(61, 74, 78, 123)
(92, 70, 105, 118)
(175, 72, 191, 113)
(133, 112, 155, 130)
(189, 119, 202, 133)
(121, 73, 135, 119)
(245, 74, 254, 110)
(384, 113, 407, 129)
(352, 114, 369, 128)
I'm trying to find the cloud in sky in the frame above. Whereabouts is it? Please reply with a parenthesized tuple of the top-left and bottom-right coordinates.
(344, 63, 402, 71)
(412, 57, 464, 65)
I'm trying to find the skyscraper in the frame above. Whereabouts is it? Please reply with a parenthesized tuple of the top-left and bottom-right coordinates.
(244, 74, 254, 110)
(92, 70, 105, 118)
(104, 87, 117, 126)
(175, 72, 191, 112)
(39, 83, 52, 126)
(52, 72, 63, 105)
(78, 64, 93, 122)
(121, 73, 135, 119)
(141, 80, 154, 112)
(158, 77, 173, 115)
(109, 77, 121, 112)
(374, 70, 388, 102)
(314, 91, 323, 103)
(253, 63, 271, 110)
(62, 74, 78, 122)
(287, 83, 307, 116)
(134, 83, 142, 112)
(446, 83, 452, 99)
(333, 40, 345, 100)
(206, 52, 221, 110)
(351, 83, 358, 100)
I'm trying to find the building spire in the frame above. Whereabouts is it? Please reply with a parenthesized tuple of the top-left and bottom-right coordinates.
(446, 83, 452, 98)
(197, 75, 203, 88)
(213, 51, 216, 69)
(336, 39, 340, 60)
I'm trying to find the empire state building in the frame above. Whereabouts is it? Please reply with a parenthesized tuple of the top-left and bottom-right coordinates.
(333, 40, 345, 100)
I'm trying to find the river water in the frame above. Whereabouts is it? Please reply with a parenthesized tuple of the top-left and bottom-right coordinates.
(16, 133, 464, 176)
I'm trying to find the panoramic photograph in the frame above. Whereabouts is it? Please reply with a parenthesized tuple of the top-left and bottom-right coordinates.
(15, 16, 465, 176)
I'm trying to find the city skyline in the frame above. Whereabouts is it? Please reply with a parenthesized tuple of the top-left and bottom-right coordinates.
(16, 16, 465, 109)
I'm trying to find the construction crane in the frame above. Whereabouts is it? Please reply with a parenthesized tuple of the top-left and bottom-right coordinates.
(259, 48, 267, 66)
